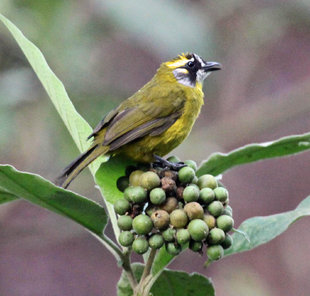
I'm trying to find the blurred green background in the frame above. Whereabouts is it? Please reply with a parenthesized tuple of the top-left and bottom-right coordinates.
(0, 1, 310, 295)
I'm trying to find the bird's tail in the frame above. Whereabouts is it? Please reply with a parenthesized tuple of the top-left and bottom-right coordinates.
(56, 144, 109, 189)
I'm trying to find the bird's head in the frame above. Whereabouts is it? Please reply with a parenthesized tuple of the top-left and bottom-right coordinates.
(159, 53, 221, 88)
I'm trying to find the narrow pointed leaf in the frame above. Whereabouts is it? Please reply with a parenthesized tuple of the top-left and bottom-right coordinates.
(197, 132, 310, 176)
(0, 165, 107, 235)
(225, 195, 310, 256)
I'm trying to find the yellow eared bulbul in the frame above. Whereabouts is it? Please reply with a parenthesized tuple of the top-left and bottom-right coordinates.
(57, 53, 221, 188)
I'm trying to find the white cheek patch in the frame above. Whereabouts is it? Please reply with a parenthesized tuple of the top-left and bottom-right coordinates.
(173, 68, 195, 88)
(196, 69, 211, 83)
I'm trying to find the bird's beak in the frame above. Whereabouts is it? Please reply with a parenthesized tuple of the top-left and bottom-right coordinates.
(202, 61, 222, 72)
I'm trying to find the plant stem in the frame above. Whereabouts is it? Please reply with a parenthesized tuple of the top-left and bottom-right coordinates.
(134, 248, 157, 296)
(122, 249, 138, 290)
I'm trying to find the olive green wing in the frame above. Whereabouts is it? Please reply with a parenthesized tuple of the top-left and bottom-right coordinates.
(89, 88, 186, 151)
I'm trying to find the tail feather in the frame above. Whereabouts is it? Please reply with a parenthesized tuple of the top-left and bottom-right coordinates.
(56, 145, 107, 188)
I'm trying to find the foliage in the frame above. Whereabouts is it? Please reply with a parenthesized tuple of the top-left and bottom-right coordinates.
(0, 12, 309, 296)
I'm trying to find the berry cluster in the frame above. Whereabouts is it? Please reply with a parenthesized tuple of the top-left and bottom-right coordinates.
(114, 157, 234, 261)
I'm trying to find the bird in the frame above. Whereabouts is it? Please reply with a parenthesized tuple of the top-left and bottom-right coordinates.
(56, 53, 221, 188)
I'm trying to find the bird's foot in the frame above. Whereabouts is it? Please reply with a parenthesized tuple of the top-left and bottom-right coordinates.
(153, 155, 187, 171)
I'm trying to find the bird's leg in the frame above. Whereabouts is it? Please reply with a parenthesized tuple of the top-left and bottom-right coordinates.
(153, 155, 186, 170)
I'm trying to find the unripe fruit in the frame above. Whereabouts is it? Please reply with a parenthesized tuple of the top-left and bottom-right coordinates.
(117, 215, 133, 231)
(216, 215, 234, 232)
(223, 205, 233, 217)
(170, 209, 188, 228)
(184, 202, 204, 220)
(178, 167, 195, 184)
(118, 231, 134, 247)
(123, 186, 147, 203)
(160, 197, 178, 213)
(188, 219, 209, 241)
(183, 185, 200, 202)
(139, 171, 161, 190)
(132, 215, 153, 235)
(167, 155, 181, 163)
(184, 160, 197, 171)
(197, 174, 218, 189)
(162, 228, 176, 242)
(166, 242, 182, 256)
(207, 228, 225, 245)
(191, 176, 198, 185)
(150, 188, 166, 205)
(151, 210, 170, 230)
(129, 170, 144, 186)
(207, 201, 224, 217)
(199, 188, 215, 204)
(207, 245, 224, 261)
(114, 199, 131, 215)
(189, 240, 203, 252)
(214, 187, 229, 203)
(132, 237, 149, 254)
(149, 234, 164, 249)
(117, 176, 129, 192)
(176, 229, 191, 245)
(221, 234, 233, 249)
(203, 214, 216, 229)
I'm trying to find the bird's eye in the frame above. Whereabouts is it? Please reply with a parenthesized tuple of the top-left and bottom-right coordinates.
(187, 61, 195, 67)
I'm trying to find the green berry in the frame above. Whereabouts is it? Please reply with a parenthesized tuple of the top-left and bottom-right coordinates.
(203, 214, 216, 229)
(167, 155, 181, 163)
(191, 176, 198, 185)
(160, 197, 178, 213)
(123, 186, 147, 203)
(207, 201, 224, 217)
(184, 202, 204, 220)
(178, 167, 195, 184)
(188, 219, 209, 241)
(150, 188, 166, 205)
(197, 174, 218, 189)
(132, 237, 149, 254)
(221, 234, 233, 249)
(132, 214, 153, 235)
(184, 160, 197, 171)
(216, 215, 234, 232)
(114, 199, 131, 215)
(183, 185, 200, 202)
(199, 188, 215, 204)
(129, 170, 144, 186)
(166, 242, 182, 256)
(149, 234, 164, 249)
(176, 229, 191, 245)
(118, 231, 134, 247)
(162, 228, 176, 242)
(116, 176, 130, 192)
(189, 240, 203, 252)
(207, 228, 225, 245)
(117, 215, 133, 231)
(146, 205, 158, 217)
(151, 210, 170, 230)
(222, 205, 233, 216)
(207, 245, 224, 261)
(139, 171, 161, 190)
(214, 187, 229, 203)
(170, 209, 188, 228)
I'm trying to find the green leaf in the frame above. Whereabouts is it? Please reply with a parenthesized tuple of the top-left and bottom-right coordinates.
(95, 155, 136, 204)
(197, 132, 310, 176)
(118, 264, 214, 296)
(0, 188, 19, 204)
(0, 165, 107, 235)
(225, 195, 310, 256)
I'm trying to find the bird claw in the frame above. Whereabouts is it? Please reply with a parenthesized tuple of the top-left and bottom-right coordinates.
(153, 155, 187, 170)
